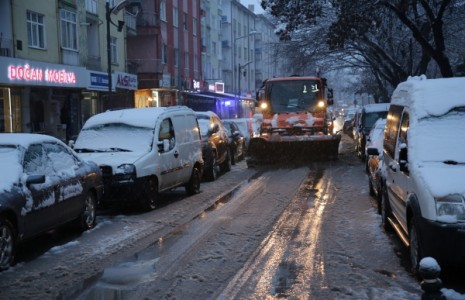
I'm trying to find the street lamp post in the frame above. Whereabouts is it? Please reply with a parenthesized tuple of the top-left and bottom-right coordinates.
(233, 31, 257, 98)
(106, 0, 128, 100)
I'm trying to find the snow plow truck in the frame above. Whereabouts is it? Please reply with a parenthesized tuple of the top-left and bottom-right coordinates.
(246, 76, 341, 166)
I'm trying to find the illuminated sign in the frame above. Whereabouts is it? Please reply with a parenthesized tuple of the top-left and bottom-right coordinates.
(8, 64, 76, 84)
(0, 56, 87, 88)
(193, 80, 200, 90)
(215, 82, 224, 93)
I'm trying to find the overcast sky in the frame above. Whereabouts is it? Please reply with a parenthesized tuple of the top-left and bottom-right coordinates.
(240, 0, 265, 14)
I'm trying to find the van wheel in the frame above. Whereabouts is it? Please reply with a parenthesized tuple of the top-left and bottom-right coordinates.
(409, 218, 422, 276)
(0, 217, 16, 271)
(185, 167, 201, 195)
(141, 177, 158, 211)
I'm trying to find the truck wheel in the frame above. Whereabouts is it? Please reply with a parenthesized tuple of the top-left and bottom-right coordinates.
(141, 177, 158, 211)
(185, 167, 201, 195)
(0, 217, 16, 271)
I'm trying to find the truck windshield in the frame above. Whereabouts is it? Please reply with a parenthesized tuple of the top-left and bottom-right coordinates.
(267, 80, 321, 113)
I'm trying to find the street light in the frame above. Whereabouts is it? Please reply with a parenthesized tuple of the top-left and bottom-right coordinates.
(233, 31, 258, 98)
(106, 0, 128, 100)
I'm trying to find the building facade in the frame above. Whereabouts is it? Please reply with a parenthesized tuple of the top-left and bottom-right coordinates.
(0, 0, 137, 141)
(128, 0, 202, 107)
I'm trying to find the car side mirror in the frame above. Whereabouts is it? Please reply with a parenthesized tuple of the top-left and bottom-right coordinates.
(68, 140, 75, 149)
(398, 144, 409, 173)
(366, 147, 379, 156)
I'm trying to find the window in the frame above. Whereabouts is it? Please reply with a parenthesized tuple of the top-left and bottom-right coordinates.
(212, 42, 217, 56)
(60, 9, 78, 50)
(110, 36, 117, 64)
(193, 17, 197, 36)
(162, 44, 167, 64)
(27, 11, 45, 49)
(174, 48, 179, 66)
(184, 51, 189, 69)
(173, 7, 179, 27)
(160, 0, 166, 21)
(183, 13, 188, 30)
(158, 118, 175, 151)
(194, 56, 198, 71)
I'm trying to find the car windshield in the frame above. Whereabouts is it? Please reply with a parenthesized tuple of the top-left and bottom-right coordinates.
(414, 109, 465, 164)
(74, 123, 154, 153)
(267, 80, 321, 113)
(363, 111, 388, 130)
(0, 145, 22, 191)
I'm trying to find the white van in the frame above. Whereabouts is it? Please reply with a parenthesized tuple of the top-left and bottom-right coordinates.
(380, 75, 465, 272)
(73, 106, 204, 211)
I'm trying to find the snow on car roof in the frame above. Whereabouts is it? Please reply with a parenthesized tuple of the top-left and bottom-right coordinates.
(391, 75, 465, 119)
(362, 103, 390, 113)
(0, 133, 60, 147)
(82, 106, 191, 129)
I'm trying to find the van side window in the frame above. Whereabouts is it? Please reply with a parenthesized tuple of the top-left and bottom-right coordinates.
(159, 118, 175, 150)
(384, 105, 404, 158)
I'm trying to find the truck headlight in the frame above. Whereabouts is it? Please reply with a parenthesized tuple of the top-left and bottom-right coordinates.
(435, 194, 465, 222)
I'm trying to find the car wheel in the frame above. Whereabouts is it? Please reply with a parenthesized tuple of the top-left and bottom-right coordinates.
(0, 217, 16, 271)
(76, 192, 96, 231)
(185, 167, 201, 195)
(141, 176, 158, 211)
(381, 190, 393, 232)
(230, 147, 236, 165)
(368, 178, 375, 197)
(409, 218, 422, 276)
(220, 149, 231, 172)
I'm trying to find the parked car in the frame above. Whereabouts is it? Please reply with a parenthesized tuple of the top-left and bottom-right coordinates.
(365, 118, 386, 214)
(195, 111, 231, 181)
(73, 106, 204, 211)
(353, 103, 390, 160)
(0, 133, 103, 271)
(381, 76, 465, 274)
(222, 120, 246, 165)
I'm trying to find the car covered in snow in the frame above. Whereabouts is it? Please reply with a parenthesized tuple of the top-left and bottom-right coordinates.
(353, 103, 390, 160)
(365, 118, 386, 213)
(73, 107, 204, 211)
(381, 76, 465, 273)
(0, 133, 103, 271)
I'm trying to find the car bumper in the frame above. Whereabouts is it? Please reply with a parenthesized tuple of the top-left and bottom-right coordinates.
(418, 217, 465, 265)
(101, 176, 144, 204)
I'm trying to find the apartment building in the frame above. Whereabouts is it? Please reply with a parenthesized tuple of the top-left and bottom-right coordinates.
(128, 0, 202, 107)
(0, 0, 137, 141)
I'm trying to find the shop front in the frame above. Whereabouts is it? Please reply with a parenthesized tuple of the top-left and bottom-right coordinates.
(0, 56, 89, 141)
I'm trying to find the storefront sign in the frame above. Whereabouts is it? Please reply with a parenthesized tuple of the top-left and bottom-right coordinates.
(115, 71, 137, 90)
(0, 56, 87, 88)
(88, 72, 110, 91)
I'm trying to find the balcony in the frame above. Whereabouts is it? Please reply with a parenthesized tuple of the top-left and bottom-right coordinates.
(127, 58, 163, 74)
(136, 11, 158, 27)
(0, 36, 13, 57)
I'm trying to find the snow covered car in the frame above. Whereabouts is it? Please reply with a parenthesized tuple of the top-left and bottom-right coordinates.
(353, 103, 390, 160)
(195, 111, 231, 181)
(365, 118, 386, 213)
(381, 76, 465, 273)
(0, 133, 103, 271)
(73, 107, 204, 211)
(222, 120, 246, 165)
